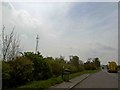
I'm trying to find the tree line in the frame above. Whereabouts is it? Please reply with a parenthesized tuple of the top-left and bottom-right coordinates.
(1, 26, 101, 89)
(2, 52, 100, 88)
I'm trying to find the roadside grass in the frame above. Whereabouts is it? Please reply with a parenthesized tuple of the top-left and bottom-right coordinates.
(18, 76, 63, 89)
(17, 69, 101, 89)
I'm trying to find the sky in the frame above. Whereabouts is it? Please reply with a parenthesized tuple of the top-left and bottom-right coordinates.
(1, 1, 118, 64)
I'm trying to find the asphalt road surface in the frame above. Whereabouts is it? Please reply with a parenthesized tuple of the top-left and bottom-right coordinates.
(74, 69, 119, 88)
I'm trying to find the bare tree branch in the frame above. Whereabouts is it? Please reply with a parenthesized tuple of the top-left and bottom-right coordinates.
(2, 26, 20, 61)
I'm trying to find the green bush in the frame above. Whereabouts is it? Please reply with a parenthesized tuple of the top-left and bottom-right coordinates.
(9, 56, 33, 87)
(0, 61, 2, 70)
(50, 60, 63, 76)
(45, 57, 71, 77)
(84, 63, 96, 70)
(68, 65, 78, 73)
(78, 64, 85, 71)
(24, 52, 52, 80)
(40, 62, 53, 80)
(118, 65, 120, 70)
(2, 61, 11, 88)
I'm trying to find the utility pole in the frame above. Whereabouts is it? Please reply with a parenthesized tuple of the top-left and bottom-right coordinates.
(35, 35, 39, 53)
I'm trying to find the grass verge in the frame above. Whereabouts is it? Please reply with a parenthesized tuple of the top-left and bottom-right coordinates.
(17, 69, 101, 89)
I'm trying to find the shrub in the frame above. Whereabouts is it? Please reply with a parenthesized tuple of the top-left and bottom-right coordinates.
(50, 60, 63, 76)
(45, 57, 67, 77)
(0, 61, 2, 70)
(9, 56, 33, 87)
(78, 64, 85, 71)
(2, 61, 11, 88)
(24, 52, 52, 80)
(84, 63, 96, 70)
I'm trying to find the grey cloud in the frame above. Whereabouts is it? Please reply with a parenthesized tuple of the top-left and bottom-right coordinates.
(95, 43, 117, 51)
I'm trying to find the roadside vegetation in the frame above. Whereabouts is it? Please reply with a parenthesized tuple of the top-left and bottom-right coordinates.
(1, 26, 101, 89)
(19, 69, 100, 89)
(0, 61, 1, 69)
(117, 65, 120, 70)
(2, 52, 101, 89)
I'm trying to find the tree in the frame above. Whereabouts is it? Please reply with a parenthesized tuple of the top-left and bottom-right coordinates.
(2, 25, 20, 61)
(55, 56, 66, 64)
(69, 56, 79, 66)
(93, 57, 101, 68)
(84, 57, 100, 70)
(69, 56, 84, 72)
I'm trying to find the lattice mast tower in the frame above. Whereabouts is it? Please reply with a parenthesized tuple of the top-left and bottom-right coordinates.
(35, 35, 39, 53)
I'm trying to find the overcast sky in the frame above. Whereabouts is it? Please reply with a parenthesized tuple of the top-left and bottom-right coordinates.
(1, 2, 118, 64)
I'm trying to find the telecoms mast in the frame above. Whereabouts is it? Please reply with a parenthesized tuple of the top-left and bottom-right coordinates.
(35, 35, 39, 53)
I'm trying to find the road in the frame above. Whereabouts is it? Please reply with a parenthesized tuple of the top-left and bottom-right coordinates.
(73, 69, 119, 88)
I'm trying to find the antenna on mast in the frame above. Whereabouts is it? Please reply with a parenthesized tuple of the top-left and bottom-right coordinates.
(35, 35, 39, 53)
